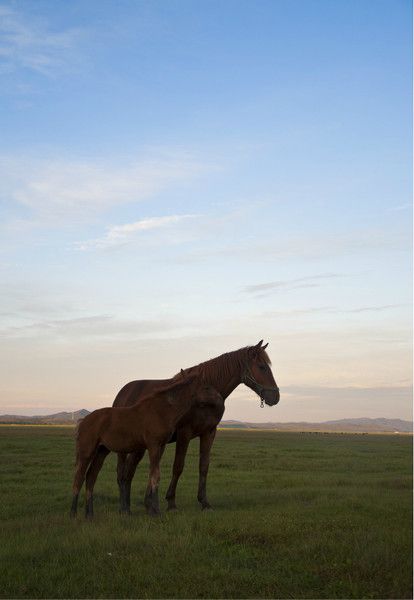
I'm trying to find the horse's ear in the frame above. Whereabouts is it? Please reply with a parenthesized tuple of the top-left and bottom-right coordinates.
(180, 369, 185, 377)
(262, 342, 268, 350)
(249, 340, 263, 359)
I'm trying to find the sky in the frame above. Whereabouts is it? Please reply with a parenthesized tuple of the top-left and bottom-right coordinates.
(0, 0, 412, 422)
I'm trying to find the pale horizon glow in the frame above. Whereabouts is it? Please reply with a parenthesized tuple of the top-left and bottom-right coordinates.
(0, 1, 412, 422)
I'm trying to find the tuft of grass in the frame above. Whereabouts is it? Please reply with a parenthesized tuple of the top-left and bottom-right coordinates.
(0, 427, 412, 598)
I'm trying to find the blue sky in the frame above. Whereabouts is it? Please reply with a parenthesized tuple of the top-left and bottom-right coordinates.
(0, 0, 412, 421)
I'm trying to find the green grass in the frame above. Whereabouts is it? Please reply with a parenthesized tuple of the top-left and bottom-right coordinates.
(0, 426, 412, 599)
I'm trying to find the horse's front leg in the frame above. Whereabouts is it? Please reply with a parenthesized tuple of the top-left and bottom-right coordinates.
(197, 428, 217, 510)
(165, 431, 191, 510)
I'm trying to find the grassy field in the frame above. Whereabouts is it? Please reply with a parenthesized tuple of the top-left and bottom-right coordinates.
(0, 426, 412, 599)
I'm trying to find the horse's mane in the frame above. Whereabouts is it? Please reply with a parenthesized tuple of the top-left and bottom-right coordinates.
(176, 345, 271, 384)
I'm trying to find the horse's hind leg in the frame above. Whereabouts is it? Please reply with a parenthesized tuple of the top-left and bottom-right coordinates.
(117, 452, 127, 512)
(85, 446, 110, 519)
(70, 455, 91, 518)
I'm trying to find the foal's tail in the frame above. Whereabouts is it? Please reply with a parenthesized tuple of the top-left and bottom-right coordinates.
(73, 417, 85, 463)
(74, 418, 84, 441)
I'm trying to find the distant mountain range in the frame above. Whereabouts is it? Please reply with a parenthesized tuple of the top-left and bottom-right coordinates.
(0, 409, 90, 425)
(0, 410, 412, 433)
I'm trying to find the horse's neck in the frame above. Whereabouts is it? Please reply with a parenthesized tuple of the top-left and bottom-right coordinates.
(220, 375, 242, 400)
(202, 356, 244, 400)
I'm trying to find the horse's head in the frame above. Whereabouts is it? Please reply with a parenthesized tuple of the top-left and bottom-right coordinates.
(242, 340, 280, 407)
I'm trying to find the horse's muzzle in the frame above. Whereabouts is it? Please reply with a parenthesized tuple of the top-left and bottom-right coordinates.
(263, 387, 280, 406)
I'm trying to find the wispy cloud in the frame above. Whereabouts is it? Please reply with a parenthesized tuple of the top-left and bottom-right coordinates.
(0, 152, 211, 224)
(173, 228, 411, 265)
(243, 273, 342, 296)
(342, 304, 406, 314)
(283, 384, 413, 402)
(0, 313, 187, 340)
(386, 204, 412, 213)
(0, 5, 85, 76)
(264, 304, 406, 317)
(75, 214, 199, 250)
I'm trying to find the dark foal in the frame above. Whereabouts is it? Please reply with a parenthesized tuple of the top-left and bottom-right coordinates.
(113, 340, 280, 512)
(70, 374, 222, 519)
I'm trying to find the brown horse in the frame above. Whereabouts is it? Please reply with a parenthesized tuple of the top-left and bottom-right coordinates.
(114, 340, 279, 512)
(70, 373, 222, 519)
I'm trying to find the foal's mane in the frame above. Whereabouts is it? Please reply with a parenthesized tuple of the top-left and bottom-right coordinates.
(177, 345, 271, 384)
(148, 372, 197, 400)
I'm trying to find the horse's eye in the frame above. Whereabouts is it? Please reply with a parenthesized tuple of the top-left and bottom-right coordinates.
(259, 365, 266, 371)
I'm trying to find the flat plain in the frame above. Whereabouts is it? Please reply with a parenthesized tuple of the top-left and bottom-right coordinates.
(0, 426, 412, 599)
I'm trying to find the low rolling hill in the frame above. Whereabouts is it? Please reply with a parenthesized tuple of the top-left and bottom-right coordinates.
(0, 411, 411, 433)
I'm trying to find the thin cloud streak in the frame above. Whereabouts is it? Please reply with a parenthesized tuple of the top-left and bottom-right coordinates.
(172, 229, 410, 265)
(386, 204, 412, 213)
(344, 304, 406, 314)
(243, 273, 342, 296)
(75, 214, 199, 250)
(0, 313, 191, 340)
(0, 5, 85, 76)
(283, 384, 412, 397)
(0, 152, 212, 224)
(264, 304, 406, 317)
(226, 385, 413, 422)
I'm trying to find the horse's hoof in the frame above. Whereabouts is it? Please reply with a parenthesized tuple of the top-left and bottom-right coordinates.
(167, 505, 178, 511)
(119, 509, 131, 516)
(70, 511, 77, 519)
(201, 504, 213, 511)
(147, 508, 162, 518)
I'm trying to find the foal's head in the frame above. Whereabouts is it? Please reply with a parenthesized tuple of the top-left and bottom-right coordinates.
(193, 384, 223, 407)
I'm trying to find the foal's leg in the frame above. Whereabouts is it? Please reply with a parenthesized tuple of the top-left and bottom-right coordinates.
(165, 432, 191, 511)
(70, 454, 92, 518)
(118, 450, 145, 514)
(197, 428, 217, 510)
(145, 445, 165, 517)
(85, 446, 110, 519)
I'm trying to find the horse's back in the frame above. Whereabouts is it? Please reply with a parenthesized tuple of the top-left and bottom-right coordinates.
(112, 379, 170, 408)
